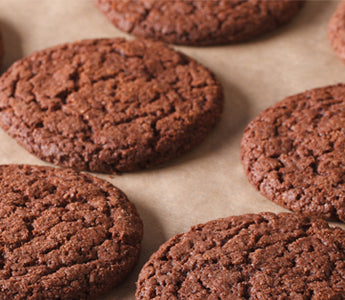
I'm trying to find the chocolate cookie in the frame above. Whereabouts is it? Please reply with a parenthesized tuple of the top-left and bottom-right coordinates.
(0, 38, 223, 173)
(329, 0, 345, 63)
(137, 212, 345, 299)
(241, 84, 345, 222)
(95, 0, 305, 46)
(0, 29, 3, 66)
(0, 164, 143, 299)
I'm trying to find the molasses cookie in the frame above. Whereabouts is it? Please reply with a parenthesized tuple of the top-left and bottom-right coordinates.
(329, 0, 345, 63)
(241, 84, 345, 222)
(0, 38, 223, 173)
(95, 0, 305, 46)
(137, 212, 345, 299)
(0, 164, 143, 299)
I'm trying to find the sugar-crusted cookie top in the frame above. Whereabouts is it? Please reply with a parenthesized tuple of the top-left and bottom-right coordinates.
(241, 84, 345, 221)
(137, 212, 345, 299)
(0, 164, 143, 299)
(96, 0, 305, 45)
(0, 38, 223, 173)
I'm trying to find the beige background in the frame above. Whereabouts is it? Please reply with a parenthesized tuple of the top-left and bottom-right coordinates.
(0, 0, 343, 299)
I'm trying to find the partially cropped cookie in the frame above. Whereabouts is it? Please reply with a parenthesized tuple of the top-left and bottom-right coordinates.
(241, 84, 345, 222)
(95, 0, 305, 46)
(329, 0, 345, 63)
(0, 38, 223, 173)
(0, 29, 3, 66)
(137, 212, 345, 299)
(0, 164, 143, 299)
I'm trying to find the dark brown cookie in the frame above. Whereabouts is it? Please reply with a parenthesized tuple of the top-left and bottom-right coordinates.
(95, 0, 305, 46)
(329, 0, 345, 63)
(137, 212, 345, 299)
(241, 84, 345, 222)
(0, 38, 223, 173)
(0, 29, 3, 66)
(0, 164, 143, 299)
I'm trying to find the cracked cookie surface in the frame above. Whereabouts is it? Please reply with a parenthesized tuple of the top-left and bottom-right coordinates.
(241, 84, 345, 222)
(0, 164, 143, 299)
(136, 212, 345, 299)
(0, 38, 223, 173)
(95, 0, 305, 46)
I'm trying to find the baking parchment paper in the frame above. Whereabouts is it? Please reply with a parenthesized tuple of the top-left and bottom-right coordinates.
(0, 1, 343, 298)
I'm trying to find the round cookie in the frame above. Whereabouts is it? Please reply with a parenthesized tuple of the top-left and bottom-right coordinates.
(241, 84, 345, 222)
(0, 29, 3, 66)
(0, 164, 143, 299)
(329, 0, 345, 64)
(0, 38, 223, 173)
(137, 212, 345, 299)
(95, 0, 305, 46)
